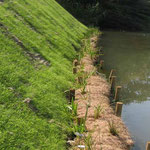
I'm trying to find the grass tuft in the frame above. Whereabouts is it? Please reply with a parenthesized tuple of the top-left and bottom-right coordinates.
(108, 121, 119, 136)
(94, 105, 103, 119)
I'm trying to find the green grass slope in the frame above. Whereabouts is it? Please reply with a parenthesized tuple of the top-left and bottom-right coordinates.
(0, 0, 87, 149)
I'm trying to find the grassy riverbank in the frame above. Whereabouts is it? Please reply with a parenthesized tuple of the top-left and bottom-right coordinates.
(0, 0, 87, 149)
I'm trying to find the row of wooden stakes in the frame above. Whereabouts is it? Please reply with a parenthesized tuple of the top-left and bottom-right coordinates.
(108, 66, 150, 150)
(109, 69, 123, 117)
(72, 59, 150, 150)
(73, 59, 123, 117)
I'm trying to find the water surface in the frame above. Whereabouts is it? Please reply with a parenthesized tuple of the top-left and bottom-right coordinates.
(101, 31, 150, 150)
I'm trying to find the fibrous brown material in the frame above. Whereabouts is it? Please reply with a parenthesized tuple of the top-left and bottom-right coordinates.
(73, 36, 133, 150)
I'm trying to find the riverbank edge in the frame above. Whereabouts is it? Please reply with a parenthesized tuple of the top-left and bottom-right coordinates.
(70, 30, 133, 150)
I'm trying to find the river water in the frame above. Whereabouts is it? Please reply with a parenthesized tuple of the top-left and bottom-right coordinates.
(100, 31, 150, 150)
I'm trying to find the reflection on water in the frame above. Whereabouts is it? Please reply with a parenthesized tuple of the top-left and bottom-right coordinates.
(123, 101, 150, 150)
(101, 31, 150, 150)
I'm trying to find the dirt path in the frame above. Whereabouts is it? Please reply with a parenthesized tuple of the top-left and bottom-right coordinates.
(72, 36, 133, 150)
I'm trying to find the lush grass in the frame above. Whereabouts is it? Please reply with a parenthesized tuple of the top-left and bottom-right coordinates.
(0, 0, 87, 149)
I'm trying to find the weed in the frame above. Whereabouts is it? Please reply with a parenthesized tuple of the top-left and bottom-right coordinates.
(108, 121, 119, 136)
(84, 104, 89, 122)
(81, 71, 96, 95)
(89, 50, 97, 60)
(81, 79, 87, 94)
(73, 118, 86, 134)
(84, 134, 93, 150)
(73, 104, 89, 134)
(82, 93, 89, 101)
(77, 70, 88, 94)
(87, 99, 91, 107)
(71, 99, 78, 117)
(94, 105, 103, 119)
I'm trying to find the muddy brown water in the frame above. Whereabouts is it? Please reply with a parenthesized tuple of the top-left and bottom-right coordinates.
(100, 31, 150, 150)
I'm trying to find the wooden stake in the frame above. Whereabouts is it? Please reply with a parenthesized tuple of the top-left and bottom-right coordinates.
(115, 102, 123, 117)
(146, 142, 150, 150)
(69, 89, 75, 102)
(114, 86, 122, 101)
(109, 69, 115, 82)
(100, 60, 104, 69)
(73, 67, 77, 74)
(110, 76, 116, 90)
(73, 59, 78, 67)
